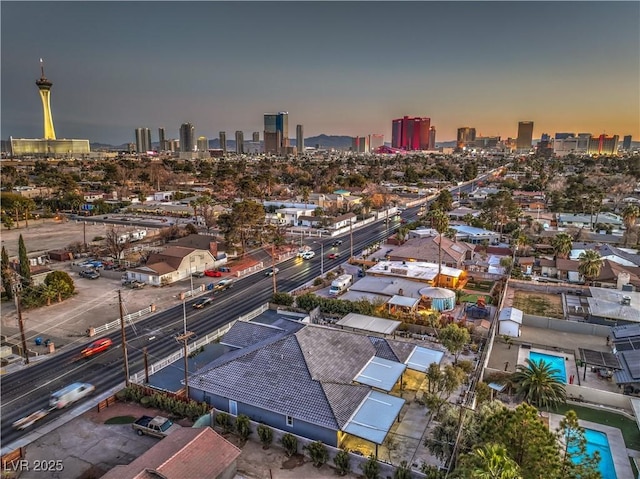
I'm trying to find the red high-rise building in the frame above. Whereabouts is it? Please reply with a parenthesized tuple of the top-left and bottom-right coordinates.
(391, 116, 431, 150)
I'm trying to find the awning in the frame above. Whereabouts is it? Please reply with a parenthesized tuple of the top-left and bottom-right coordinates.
(388, 295, 420, 309)
(488, 382, 507, 392)
(336, 313, 401, 335)
(354, 357, 406, 392)
(342, 390, 405, 445)
(404, 346, 445, 373)
(578, 348, 622, 370)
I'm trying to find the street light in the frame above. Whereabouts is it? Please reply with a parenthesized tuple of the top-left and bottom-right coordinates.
(314, 241, 324, 276)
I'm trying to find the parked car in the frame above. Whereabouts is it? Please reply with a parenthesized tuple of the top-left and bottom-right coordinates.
(81, 338, 113, 358)
(193, 297, 214, 309)
(265, 268, 279, 276)
(204, 269, 222, 277)
(301, 251, 315, 260)
(123, 280, 145, 289)
(132, 415, 181, 438)
(332, 240, 343, 247)
(191, 271, 205, 278)
(79, 270, 100, 279)
(328, 252, 340, 259)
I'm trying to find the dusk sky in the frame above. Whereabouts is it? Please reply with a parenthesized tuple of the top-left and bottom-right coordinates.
(2, 1, 639, 145)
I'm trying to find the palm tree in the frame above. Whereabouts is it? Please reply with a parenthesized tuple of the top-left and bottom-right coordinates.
(622, 204, 640, 246)
(430, 208, 449, 287)
(458, 443, 522, 479)
(511, 358, 566, 410)
(551, 233, 573, 259)
(578, 250, 603, 285)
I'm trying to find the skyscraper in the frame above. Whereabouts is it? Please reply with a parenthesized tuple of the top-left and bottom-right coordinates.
(516, 121, 534, 150)
(588, 134, 619, 155)
(252, 132, 260, 142)
(179, 123, 195, 152)
(235, 131, 244, 154)
(296, 124, 304, 155)
(352, 136, 369, 153)
(219, 131, 227, 155)
(369, 134, 384, 150)
(456, 127, 476, 149)
(429, 126, 436, 150)
(264, 112, 289, 154)
(197, 136, 209, 152)
(391, 116, 431, 150)
(36, 59, 56, 140)
(135, 128, 152, 153)
(622, 135, 632, 151)
(158, 127, 166, 151)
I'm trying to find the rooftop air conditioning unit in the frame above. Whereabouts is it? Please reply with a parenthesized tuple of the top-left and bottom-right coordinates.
(622, 295, 631, 306)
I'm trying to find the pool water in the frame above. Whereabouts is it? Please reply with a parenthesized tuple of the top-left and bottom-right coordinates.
(528, 351, 567, 382)
(572, 429, 617, 479)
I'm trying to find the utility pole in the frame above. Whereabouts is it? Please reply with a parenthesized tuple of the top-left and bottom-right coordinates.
(143, 347, 149, 384)
(350, 221, 354, 259)
(271, 243, 277, 294)
(176, 299, 194, 398)
(15, 293, 29, 364)
(83, 221, 87, 251)
(118, 290, 130, 386)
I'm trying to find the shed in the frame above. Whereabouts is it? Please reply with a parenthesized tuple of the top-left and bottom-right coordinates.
(418, 287, 456, 311)
(498, 307, 523, 338)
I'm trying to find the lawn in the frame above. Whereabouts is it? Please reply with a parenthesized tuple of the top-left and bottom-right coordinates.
(465, 280, 494, 292)
(513, 291, 564, 319)
(104, 415, 136, 425)
(460, 294, 492, 305)
(548, 404, 640, 450)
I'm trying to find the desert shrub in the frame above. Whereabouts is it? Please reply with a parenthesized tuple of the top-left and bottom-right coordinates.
(313, 277, 324, 286)
(257, 424, 273, 448)
(280, 433, 298, 457)
(140, 396, 152, 407)
(304, 440, 328, 467)
(215, 412, 233, 433)
(333, 449, 351, 476)
(272, 291, 294, 306)
(360, 454, 379, 479)
(236, 414, 251, 440)
(394, 460, 411, 479)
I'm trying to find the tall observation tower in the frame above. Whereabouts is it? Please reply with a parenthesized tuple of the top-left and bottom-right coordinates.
(35, 58, 56, 140)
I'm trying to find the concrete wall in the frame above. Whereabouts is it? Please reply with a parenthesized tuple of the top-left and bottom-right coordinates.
(522, 314, 610, 337)
(565, 383, 632, 412)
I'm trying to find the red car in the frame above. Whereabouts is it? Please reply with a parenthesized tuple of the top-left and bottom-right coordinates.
(204, 269, 222, 277)
(327, 253, 340, 259)
(81, 338, 113, 358)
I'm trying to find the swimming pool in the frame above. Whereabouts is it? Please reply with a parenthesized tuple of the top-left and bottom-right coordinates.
(572, 429, 617, 479)
(528, 351, 567, 382)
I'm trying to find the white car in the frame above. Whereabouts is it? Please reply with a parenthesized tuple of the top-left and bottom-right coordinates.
(301, 251, 315, 260)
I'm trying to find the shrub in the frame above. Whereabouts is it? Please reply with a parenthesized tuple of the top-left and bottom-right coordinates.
(215, 412, 233, 433)
(257, 424, 273, 448)
(304, 440, 328, 467)
(280, 433, 298, 457)
(394, 460, 411, 479)
(360, 454, 379, 479)
(272, 291, 294, 306)
(92, 236, 105, 242)
(140, 396, 152, 407)
(333, 449, 351, 476)
(313, 277, 324, 286)
(236, 414, 251, 440)
(456, 359, 474, 374)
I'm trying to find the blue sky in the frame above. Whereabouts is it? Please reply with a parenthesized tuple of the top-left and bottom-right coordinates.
(2, 1, 638, 145)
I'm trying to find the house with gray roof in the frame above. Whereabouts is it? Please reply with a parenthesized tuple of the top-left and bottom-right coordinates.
(189, 320, 444, 450)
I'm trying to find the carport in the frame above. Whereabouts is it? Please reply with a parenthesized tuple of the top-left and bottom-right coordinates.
(354, 357, 407, 392)
(578, 348, 622, 381)
(341, 390, 405, 458)
(387, 295, 420, 315)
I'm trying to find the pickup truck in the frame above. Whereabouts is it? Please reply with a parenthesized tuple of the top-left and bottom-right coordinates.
(132, 415, 181, 438)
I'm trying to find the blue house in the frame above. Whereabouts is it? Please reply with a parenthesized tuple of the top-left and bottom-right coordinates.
(189, 318, 443, 450)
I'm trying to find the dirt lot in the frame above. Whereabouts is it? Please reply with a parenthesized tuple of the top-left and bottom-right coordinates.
(512, 290, 564, 319)
(13, 401, 359, 479)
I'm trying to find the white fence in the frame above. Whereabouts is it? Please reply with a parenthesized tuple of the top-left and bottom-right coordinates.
(238, 303, 269, 322)
(235, 262, 264, 278)
(89, 305, 154, 336)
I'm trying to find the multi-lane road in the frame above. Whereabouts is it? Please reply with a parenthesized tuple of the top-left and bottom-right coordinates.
(0, 176, 488, 450)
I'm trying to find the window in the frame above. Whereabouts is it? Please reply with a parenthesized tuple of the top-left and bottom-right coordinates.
(286, 416, 294, 427)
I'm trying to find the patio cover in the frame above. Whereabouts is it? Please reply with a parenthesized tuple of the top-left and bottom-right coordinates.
(342, 390, 405, 445)
(404, 346, 445, 372)
(578, 348, 622, 369)
(336, 313, 401, 336)
(388, 295, 420, 309)
(354, 357, 406, 392)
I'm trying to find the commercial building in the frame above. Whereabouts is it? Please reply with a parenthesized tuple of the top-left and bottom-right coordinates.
(264, 112, 289, 154)
(197, 136, 209, 152)
(457, 127, 476, 149)
(429, 126, 436, 149)
(10, 61, 90, 157)
(158, 127, 166, 151)
(352, 136, 369, 153)
(622, 135, 632, 151)
(219, 131, 227, 155)
(391, 116, 431, 150)
(135, 128, 152, 153)
(369, 134, 384, 150)
(552, 133, 591, 157)
(588, 134, 619, 155)
(235, 131, 244, 154)
(252, 131, 260, 142)
(296, 124, 304, 155)
(516, 121, 534, 151)
(179, 123, 195, 152)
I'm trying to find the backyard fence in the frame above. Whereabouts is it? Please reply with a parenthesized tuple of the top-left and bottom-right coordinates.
(522, 314, 609, 337)
(88, 305, 155, 336)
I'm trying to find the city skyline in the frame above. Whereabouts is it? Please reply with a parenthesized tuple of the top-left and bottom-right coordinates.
(1, 1, 638, 145)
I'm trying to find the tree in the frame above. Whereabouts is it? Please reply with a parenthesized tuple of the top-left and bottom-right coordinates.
(481, 191, 521, 234)
(455, 443, 522, 479)
(578, 250, 603, 285)
(45, 271, 75, 302)
(622, 204, 640, 246)
(41, 283, 58, 306)
(18, 234, 31, 286)
(217, 200, 265, 253)
(433, 189, 454, 212)
(439, 323, 470, 364)
(105, 228, 130, 260)
(556, 411, 601, 479)
(551, 233, 573, 259)
(1, 246, 13, 300)
(510, 358, 566, 410)
(477, 403, 561, 479)
(429, 208, 449, 287)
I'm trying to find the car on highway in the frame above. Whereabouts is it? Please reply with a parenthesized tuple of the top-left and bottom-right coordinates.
(332, 240, 343, 247)
(193, 297, 214, 309)
(301, 251, 315, 260)
(191, 271, 205, 278)
(213, 279, 234, 292)
(327, 252, 340, 259)
(79, 270, 100, 279)
(81, 338, 113, 358)
(204, 269, 222, 277)
(265, 268, 279, 276)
